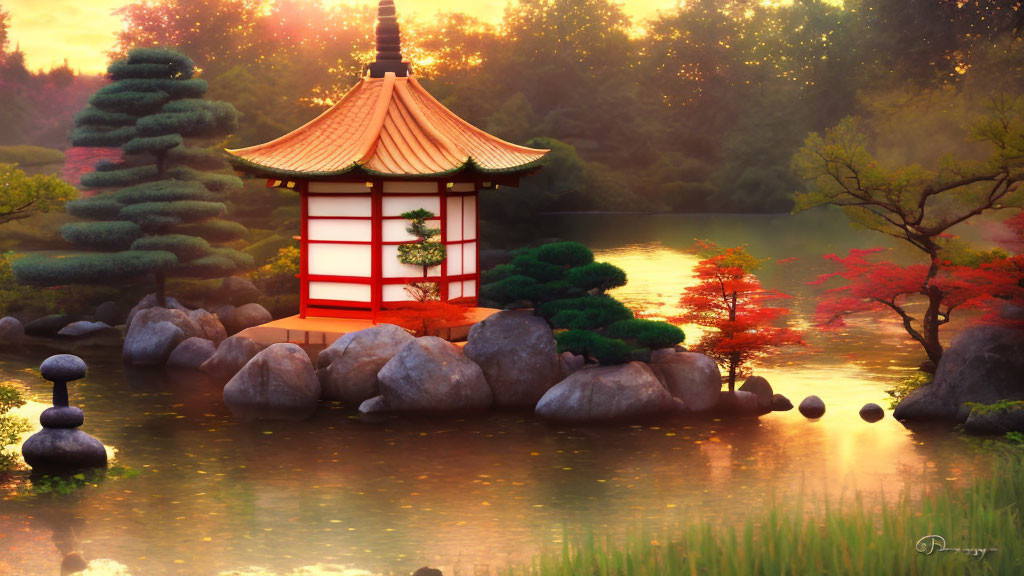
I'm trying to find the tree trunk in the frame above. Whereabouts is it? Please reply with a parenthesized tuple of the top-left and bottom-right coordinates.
(155, 270, 166, 308)
(728, 353, 738, 392)
(921, 285, 944, 367)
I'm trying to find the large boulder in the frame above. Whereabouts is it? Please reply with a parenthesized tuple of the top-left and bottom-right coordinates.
(894, 326, 1024, 423)
(213, 305, 237, 333)
(714, 390, 761, 417)
(463, 310, 561, 408)
(739, 376, 773, 414)
(167, 337, 217, 371)
(0, 316, 25, 347)
(188, 309, 227, 345)
(218, 276, 261, 305)
(24, 314, 73, 337)
(316, 324, 414, 405)
(223, 343, 321, 419)
(21, 429, 107, 471)
(536, 362, 680, 422)
(230, 303, 273, 333)
(123, 307, 205, 367)
(362, 337, 492, 414)
(650, 351, 722, 412)
(963, 402, 1024, 435)
(126, 293, 186, 330)
(200, 336, 265, 379)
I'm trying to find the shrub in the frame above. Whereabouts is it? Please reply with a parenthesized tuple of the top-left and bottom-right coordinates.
(0, 145, 65, 166)
(13, 250, 178, 285)
(540, 296, 634, 330)
(61, 221, 141, 251)
(604, 319, 685, 349)
(480, 274, 541, 303)
(481, 263, 516, 284)
(556, 330, 633, 365)
(173, 220, 248, 242)
(249, 245, 300, 295)
(66, 196, 125, 219)
(885, 371, 932, 409)
(511, 254, 565, 283)
(0, 384, 31, 472)
(565, 261, 627, 293)
(536, 241, 594, 267)
(131, 234, 212, 260)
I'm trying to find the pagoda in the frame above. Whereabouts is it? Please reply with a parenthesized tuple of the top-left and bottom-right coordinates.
(227, 0, 548, 320)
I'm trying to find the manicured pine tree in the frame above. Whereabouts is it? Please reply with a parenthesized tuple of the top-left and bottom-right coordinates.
(14, 48, 251, 306)
(397, 209, 446, 301)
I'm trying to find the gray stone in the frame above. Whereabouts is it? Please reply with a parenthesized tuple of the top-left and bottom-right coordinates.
(715, 390, 761, 417)
(375, 336, 492, 413)
(771, 394, 794, 411)
(214, 305, 237, 333)
(358, 395, 386, 414)
(200, 336, 265, 379)
(188, 309, 227, 344)
(963, 403, 1024, 435)
(558, 351, 585, 378)
(123, 307, 205, 367)
(24, 314, 72, 337)
(57, 321, 114, 338)
(126, 293, 186, 330)
(39, 406, 84, 429)
(316, 324, 414, 405)
(650, 351, 722, 412)
(739, 376, 774, 414)
(218, 276, 261, 305)
(859, 403, 885, 423)
(231, 303, 273, 333)
(536, 362, 679, 422)
(167, 337, 217, 371)
(223, 343, 321, 419)
(463, 310, 561, 408)
(94, 300, 124, 326)
(40, 354, 87, 382)
(894, 326, 1024, 423)
(21, 428, 107, 471)
(0, 316, 25, 347)
(799, 395, 826, 419)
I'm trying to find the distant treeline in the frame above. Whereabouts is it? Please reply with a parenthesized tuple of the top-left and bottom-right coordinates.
(2, 0, 1024, 215)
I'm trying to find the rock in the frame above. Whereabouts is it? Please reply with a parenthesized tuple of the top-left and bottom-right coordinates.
(61, 553, 88, 575)
(739, 376, 774, 414)
(94, 300, 124, 326)
(649, 348, 677, 364)
(536, 362, 679, 422)
(859, 403, 885, 423)
(463, 310, 561, 408)
(963, 403, 1024, 434)
(650, 352, 721, 412)
(39, 406, 84, 429)
(412, 568, 444, 576)
(0, 316, 25, 347)
(166, 337, 217, 371)
(715, 390, 761, 417)
(24, 314, 73, 337)
(771, 394, 793, 411)
(799, 395, 826, 419)
(218, 276, 261, 305)
(125, 293, 186, 330)
(559, 351, 585, 378)
(57, 321, 114, 338)
(200, 336, 265, 379)
(40, 354, 87, 382)
(130, 307, 203, 339)
(223, 343, 321, 419)
(123, 307, 203, 367)
(213, 304, 237, 333)
(188, 309, 227, 344)
(21, 429, 107, 471)
(231, 303, 273, 333)
(316, 324, 414, 405)
(374, 336, 492, 413)
(894, 326, 1024, 423)
(358, 395, 387, 414)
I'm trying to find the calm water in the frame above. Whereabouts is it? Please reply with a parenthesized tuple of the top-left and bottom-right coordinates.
(0, 212, 996, 576)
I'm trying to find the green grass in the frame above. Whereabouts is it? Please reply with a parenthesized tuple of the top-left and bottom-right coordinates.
(504, 446, 1024, 576)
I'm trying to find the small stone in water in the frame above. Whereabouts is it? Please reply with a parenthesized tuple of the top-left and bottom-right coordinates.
(859, 402, 885, 423)
(798, 395, 826, 419)
(40, 354, 87, 383)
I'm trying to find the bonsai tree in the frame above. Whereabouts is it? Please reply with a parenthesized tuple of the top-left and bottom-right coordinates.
(13, 48, 251, 306)
(397, 208, 446, 301)
(677, 241, 802, 391)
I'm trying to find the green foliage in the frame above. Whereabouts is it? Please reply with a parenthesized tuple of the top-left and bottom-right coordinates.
(173, 220, 248, 242)
(511, 254, 564, 283)
(397, 209, 446, 272)
(0, 383, 30, 472)
(165, 166, 242, 192)
(1007, 431, 1024, 445)
(541, 296, 634, 330)
(536, 241, 594, 267)
(0, 163, 77, 225)
(604, 319, 685, 349)
(74, 106, 139, 128)
(242, 234, 295, 265)
(481, 274, 542, 303)
(80, 164, 158, 188)
(555, 330, 633, 365)
(122, 133, 184, 155)
(61, 221, 141, 251)
(565, 262, 627, 293)
(249, 245, 300, 296)
(119, 200, 227, 229)
(965, 400, 1024, 416)
(885, 371, 933, 410)
(481, 263, 516, 284)
(114, 180, 214, 204)
(66, 196, 124, 219)
(131, 234, 211, 260)
(0, 145, 64, 166)
(71, 125, 138, 148)
(13, 250, 178, 285)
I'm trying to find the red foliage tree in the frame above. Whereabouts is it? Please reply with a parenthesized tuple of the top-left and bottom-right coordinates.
(677, 243, 803, 391)
(378, 301, 471, 338)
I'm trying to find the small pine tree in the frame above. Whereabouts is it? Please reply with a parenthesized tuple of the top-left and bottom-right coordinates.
(13, 48, 251, 305)
(397, 209, 446, 301)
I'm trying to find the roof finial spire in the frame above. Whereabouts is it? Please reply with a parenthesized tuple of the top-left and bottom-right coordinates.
(369, 0, 410, 78)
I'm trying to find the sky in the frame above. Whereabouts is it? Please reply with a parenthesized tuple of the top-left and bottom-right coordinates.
(2, 0, 679, 74)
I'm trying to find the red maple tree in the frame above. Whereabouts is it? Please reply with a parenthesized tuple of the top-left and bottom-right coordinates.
(677, 242, 803, 391)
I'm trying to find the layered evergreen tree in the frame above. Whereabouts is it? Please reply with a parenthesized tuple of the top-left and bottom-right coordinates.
(14, 48, 252, 305)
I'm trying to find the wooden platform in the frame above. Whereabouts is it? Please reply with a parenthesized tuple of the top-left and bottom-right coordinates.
(238, 307, 500, 348)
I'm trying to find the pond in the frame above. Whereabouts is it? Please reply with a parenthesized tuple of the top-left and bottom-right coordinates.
(0, 211, 997, 576)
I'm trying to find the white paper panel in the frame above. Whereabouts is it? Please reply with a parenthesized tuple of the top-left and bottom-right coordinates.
(307, 196, 371, 217)
(382, 284, 417, 302)
(382, 195, 439, 217)
(463, 195, 477, 240)
(446, 243, 462, 276)
(381, 245, 442, 278)
(308, 282, 371, 302)
(383, 181, 437, 194)
(448, 280, 463, 299)
(462, 280, 477, 298)
(382, 218, 440, 242)
(452, 183, 475, 192)
(308, 182, 368, 194)
(308, 219, 372, 242)
(308, 243, 371, 277)
(463, 242, 477, 274)
(446, 196, 463, 242)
